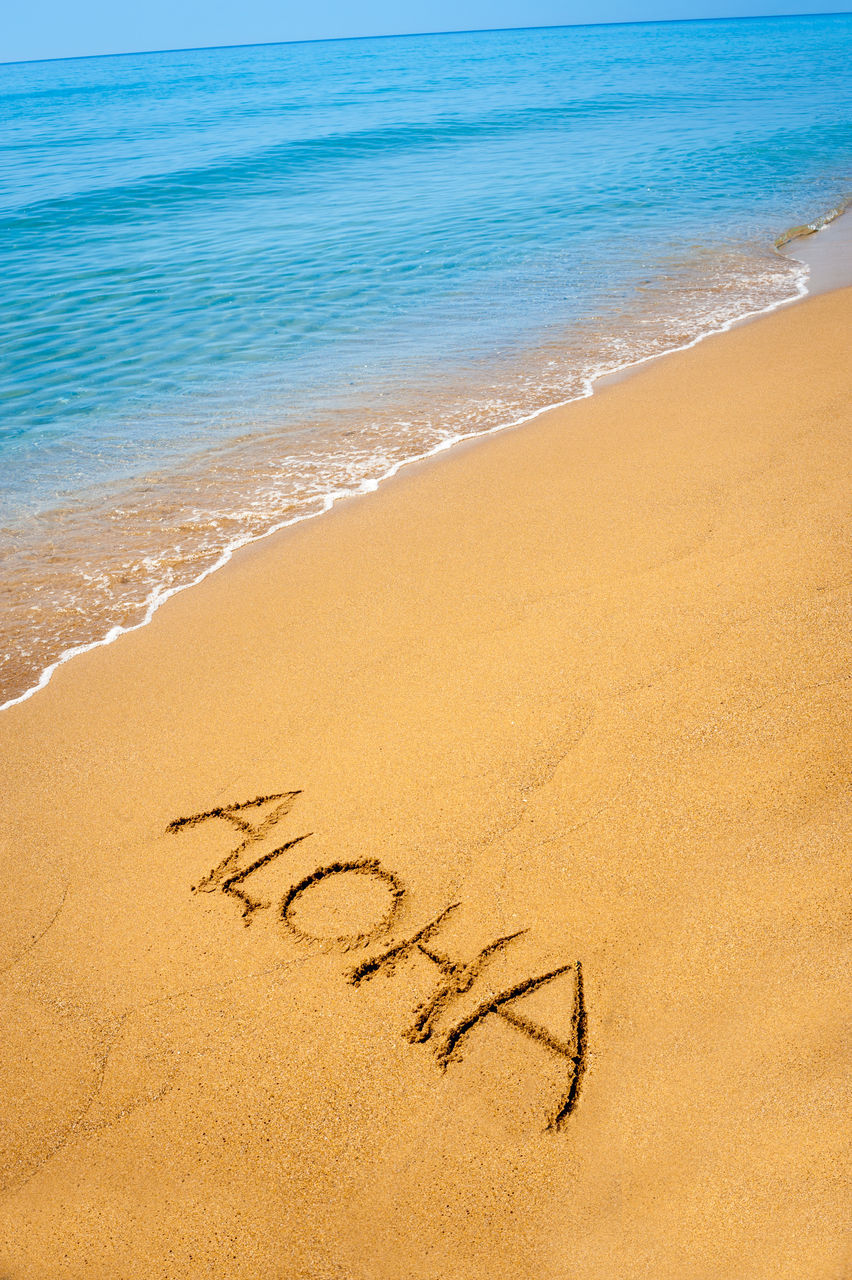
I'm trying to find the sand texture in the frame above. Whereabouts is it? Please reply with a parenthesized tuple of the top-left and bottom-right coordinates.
(0, 288, 850, 1279)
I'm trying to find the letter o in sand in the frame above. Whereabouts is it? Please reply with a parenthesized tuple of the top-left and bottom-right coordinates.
(280, 859, 404, 948)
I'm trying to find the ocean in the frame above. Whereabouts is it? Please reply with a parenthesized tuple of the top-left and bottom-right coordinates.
(1, 14, 850, 707)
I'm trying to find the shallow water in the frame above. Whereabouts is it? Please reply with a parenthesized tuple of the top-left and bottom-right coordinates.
(1, 16, 850, 705)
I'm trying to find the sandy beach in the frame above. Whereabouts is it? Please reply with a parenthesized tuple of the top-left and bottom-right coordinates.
(0, 285, 849, 1278)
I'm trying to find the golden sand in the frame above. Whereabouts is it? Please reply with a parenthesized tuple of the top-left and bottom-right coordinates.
(1, 288, 849, 1279)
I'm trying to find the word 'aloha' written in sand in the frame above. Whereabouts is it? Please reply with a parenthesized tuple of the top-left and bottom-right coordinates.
(167, 790, 587, 1130)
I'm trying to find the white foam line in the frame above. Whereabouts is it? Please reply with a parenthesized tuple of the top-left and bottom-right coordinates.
(0, 258, 811, 715)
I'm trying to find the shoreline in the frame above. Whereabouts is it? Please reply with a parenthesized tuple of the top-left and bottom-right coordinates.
(7, 210, 846, 715)
(1, 280, 848, 1277)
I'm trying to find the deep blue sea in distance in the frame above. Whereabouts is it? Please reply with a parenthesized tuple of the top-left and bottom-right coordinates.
(1, 15, 850, 705)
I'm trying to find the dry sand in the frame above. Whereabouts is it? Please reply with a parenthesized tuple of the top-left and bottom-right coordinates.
(0, 287, 849, 1279)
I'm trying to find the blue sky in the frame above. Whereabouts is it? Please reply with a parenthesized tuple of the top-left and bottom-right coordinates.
(2, 0, 849, 64)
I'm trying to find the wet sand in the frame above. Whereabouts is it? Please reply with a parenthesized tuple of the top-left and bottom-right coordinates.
(0, 287, 849, 1279)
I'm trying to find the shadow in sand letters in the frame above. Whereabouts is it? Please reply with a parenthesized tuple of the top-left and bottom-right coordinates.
(168, 791, 587, 1131)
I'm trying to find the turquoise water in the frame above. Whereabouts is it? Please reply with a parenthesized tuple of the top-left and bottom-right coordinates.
(1, 15, 850, 704)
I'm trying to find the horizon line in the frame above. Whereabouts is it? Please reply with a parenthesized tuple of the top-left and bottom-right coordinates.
(2, 9, 850, 70)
